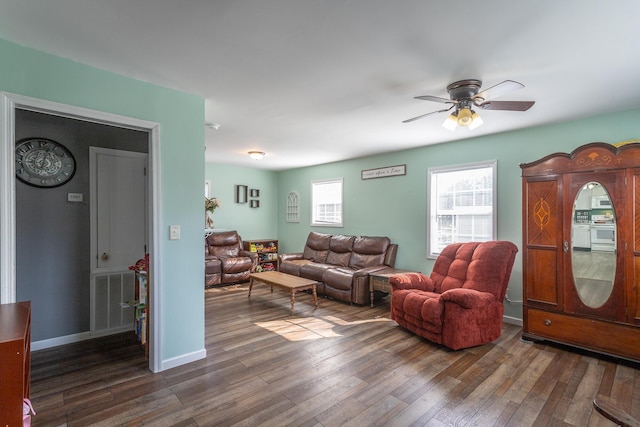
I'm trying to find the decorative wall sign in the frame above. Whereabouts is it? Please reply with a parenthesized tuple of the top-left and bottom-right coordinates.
(250, 189, 260, 197)
(235, 184, 248, 203)
(361, 164, 406, 180)
(286, 191, 300, 222)
(250, 200, 260, 208)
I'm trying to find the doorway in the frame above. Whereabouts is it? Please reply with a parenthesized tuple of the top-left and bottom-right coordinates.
(90, 147, 148, 335)
(0, 92, 161, 372)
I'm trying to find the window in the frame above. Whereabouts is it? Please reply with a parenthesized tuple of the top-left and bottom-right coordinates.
(428, 160, 496, 257)
(311, 178, 343, 227)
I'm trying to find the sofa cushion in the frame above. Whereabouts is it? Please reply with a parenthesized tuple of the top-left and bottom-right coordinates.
(205, 258, 221, 274)
(325, 235, 355, 267)
(329, 234, 355, 252)
(429, 242, 472, 293)
(222, 257, 253, 274)
(302, 232, 331, 263)
(299, 262, 336, 281)
(392, 289, 444, 333)
(349, 236, 390, 269)
(322, 267, 356, 291)
(206, 231, 242, 258)
(280, 259, 312, 276)
(326, 251, 350, 267)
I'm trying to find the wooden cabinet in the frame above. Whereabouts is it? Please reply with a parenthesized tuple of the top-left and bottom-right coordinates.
(521, 143, 640, 362)
(244, 239, 278, 271)
(0, 301, 31, 426)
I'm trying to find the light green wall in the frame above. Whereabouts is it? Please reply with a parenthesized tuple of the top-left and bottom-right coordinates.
(0, 38, 205, 364)
(205, 163, 278, 241)
(276, 108, 640, 320)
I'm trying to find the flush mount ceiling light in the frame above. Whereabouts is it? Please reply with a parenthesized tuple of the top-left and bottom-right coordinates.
(205, 122, 221, 130)
(248, 151, 265, 160)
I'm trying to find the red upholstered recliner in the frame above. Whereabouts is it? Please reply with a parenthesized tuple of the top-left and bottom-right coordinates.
(390, 241, 518, 350)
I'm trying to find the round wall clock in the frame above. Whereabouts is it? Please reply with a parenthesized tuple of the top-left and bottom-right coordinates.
(15, 138, 76, 188)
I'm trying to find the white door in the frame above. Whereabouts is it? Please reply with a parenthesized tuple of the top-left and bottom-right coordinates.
(93, 148, 147, 270)
(90, 147, 148, 334)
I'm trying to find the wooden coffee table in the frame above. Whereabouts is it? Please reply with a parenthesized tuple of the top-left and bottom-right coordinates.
(249, 271, 318, 315)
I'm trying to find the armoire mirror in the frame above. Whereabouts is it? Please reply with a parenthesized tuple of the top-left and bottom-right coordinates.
(571, 181, 616, 308)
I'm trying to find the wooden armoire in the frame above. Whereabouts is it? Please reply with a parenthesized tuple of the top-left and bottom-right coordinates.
(521, 142, 640, 362)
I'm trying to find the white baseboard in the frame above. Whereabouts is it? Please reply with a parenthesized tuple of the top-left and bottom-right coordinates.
(160, 348, 207, 371)
(32, 331, 93, 351)
(31, 326, 133, 351)
(503, 315, 523, 327)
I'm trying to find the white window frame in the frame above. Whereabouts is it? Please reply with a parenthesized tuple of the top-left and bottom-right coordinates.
(427, 160, 497, 258)
(311, 178, 343, 227)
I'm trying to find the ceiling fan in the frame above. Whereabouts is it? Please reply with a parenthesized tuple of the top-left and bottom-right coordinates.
(403, 79, 535, 130)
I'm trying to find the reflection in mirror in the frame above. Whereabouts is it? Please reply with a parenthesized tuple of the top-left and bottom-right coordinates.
(571, 181, 616, 308)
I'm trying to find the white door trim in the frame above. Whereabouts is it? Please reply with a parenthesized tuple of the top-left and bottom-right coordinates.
(0, 92, 162, 373)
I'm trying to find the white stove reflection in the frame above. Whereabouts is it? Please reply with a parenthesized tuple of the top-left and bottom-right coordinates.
(590, 215, 616, 252)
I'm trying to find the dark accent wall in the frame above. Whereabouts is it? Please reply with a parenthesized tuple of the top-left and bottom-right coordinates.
(15, 109, 148, 342)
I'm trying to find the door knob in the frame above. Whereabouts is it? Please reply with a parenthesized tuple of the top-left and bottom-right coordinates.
(101, 252, 110, 261)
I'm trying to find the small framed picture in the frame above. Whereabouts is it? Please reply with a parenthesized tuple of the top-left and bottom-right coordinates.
(235, 184, 248, 203)
(250, 200, 260, 208)
(250, 189, 260, 197)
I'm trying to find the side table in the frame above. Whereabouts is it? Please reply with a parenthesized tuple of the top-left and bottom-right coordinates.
(369, 268, 418, 307)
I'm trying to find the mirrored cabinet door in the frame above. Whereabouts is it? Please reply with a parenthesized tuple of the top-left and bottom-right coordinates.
(564, 172, 625, 322)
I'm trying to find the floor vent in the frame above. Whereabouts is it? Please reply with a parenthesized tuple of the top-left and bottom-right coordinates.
(91, 271, 135, 334)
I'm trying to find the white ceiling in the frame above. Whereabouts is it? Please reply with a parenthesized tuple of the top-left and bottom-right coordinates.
(1, 1, 639, 170)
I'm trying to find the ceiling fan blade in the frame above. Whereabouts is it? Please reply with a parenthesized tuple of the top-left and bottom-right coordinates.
(473, 80, 524, 102)
(414, 95, 455, 104)
(476, 100, 535, 111)
(402, 107, 452, 123)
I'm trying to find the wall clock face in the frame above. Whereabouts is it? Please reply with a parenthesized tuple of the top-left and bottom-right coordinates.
(15, 138, 76, 188)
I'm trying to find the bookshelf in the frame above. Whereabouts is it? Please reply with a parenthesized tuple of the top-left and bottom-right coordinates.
(243, 239, 279, 271)
(134, 271, 149, 359)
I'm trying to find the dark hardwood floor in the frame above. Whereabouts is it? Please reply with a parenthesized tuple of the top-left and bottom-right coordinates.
(30, 283, 639, 426)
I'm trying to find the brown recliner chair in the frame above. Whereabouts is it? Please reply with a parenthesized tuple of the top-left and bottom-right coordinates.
(390, 241, 518, 350)
(205, 231, 257, 287)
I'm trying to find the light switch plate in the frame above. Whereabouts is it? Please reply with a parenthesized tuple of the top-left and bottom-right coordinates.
(169, 225, 180, 240)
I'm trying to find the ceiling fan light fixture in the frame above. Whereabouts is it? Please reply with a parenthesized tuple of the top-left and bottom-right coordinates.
(468, 111, 484, 130)
(404, 79, 534, 128)
(457, 108, 473, 126)
(442, 112, 458, 131)
(248, 151, 265, 160)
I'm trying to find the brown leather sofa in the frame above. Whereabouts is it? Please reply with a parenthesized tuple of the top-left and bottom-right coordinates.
(279, 232, 398, 305)
(205, 231, 257, 287)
